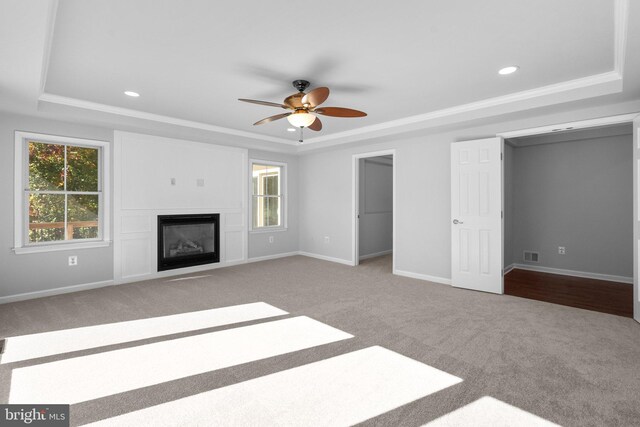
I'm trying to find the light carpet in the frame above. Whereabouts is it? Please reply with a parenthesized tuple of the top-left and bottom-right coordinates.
(1, 254, 639, 426)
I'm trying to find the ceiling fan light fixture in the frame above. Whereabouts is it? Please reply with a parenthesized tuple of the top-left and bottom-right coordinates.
(239, 80, 366, 136)
(287, 111, 316, 128)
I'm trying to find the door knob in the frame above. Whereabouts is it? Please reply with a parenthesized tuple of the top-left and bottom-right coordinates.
(453, 219, 463, 224)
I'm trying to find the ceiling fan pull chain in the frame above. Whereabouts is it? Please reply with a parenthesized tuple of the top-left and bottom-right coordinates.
(299, 127, 304, 144)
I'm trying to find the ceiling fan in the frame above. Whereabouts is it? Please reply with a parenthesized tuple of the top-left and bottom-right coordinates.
(239, 80, 367, 143)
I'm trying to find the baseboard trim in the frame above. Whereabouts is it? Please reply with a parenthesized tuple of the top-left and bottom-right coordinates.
(394, 269, 452, 285)
(247, 252, 299, 263)
(298, 251, 354, 266)
(503, 263, 516, 274)
(359, 250, 392, 261)
(513, 264, 633, 284)
(0, 280, 114, 305)
(115, 260, 245, 285)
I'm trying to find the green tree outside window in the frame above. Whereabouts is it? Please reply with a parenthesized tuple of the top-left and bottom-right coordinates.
(27, 141, 100, 243)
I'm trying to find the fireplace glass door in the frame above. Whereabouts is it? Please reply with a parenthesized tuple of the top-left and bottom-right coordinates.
(157, 214, 219, 271)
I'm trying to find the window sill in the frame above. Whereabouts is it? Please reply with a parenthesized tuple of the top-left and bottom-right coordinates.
(13, 240, 112, 255)
(249, 227, 288, 234)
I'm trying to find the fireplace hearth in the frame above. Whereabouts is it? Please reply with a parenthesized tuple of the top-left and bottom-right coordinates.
(157, 214, 220, 271)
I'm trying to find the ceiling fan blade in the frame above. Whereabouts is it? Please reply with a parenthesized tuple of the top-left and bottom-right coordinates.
(253, 112, 292, 126)
(283, 93, 304, 109)
(239, 98, 289, 109)
(315, 107, 367, 117)
(301, 87, 330, 108)
(308, 116, 322, 131)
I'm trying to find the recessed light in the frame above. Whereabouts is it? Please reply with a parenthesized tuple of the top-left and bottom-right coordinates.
(287, 128, 296, 132)
(124, 91, 140, 97)
(498, 66, 519, 75)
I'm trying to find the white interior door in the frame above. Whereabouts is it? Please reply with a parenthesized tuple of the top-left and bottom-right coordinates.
(634, 115, 640, 323)
(451, 137, 503, 294)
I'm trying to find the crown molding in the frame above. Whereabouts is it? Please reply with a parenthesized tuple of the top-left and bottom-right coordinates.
(40, 68, 623, 153)
(296, 1, 630, 151)
(614, 0, 629, 76)
(39, 0, 58, 99)
(296, 71, 623, 151)
(37, 1, 630, 152)
(497, 112, 637, 139)
(38, 93, 295, 145)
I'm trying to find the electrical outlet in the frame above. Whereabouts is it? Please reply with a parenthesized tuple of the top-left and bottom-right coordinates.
(324, 236, 330, 244)
(68, 255, 78, 266)
(268, 236, 274, 244)
(558, 246, 566, 255)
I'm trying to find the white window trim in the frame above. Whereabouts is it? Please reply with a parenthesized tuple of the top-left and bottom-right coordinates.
(249, 159, 287, 233)
(13, 131, 111, 254)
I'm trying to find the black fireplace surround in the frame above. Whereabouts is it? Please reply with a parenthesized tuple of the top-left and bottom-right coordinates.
(157, 213, 220, 271)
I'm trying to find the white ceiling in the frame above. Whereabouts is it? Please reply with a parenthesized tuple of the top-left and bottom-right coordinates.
(1, 0, 638, 151)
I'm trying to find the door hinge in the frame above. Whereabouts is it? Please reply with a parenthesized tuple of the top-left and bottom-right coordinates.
(500, 153, 503, 160)
(501, 211, 503, 219)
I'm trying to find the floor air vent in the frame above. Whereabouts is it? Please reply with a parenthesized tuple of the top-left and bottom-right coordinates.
(523, 251, 539, 263)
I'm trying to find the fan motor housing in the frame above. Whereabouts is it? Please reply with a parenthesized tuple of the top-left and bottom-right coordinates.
(292, 80, 310, 92)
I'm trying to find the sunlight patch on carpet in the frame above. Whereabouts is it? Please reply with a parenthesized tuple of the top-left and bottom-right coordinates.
(1, 302, 287, 364)
(424, 396, 561, 426)
(86, 346, 462, 426)
(9, 316, 352, 404)
(166, 274, 212, 281)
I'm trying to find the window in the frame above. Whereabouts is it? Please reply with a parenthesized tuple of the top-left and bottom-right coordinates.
(14, 132, 110, 253)
(250, 161, 286, 230)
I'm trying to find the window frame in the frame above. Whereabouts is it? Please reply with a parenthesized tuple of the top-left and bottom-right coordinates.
(249, 159, 287, 233)
(13, 131, 111, 254)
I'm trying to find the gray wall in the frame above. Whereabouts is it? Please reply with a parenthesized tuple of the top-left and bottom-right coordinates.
(510, 132, 633, 278)
(358, 157, 393, 259)
(0, 112, 299, 301)
(297, 101, 639, 282)
(503, 143, 515, 268)
(0, 113, 114, 299)
(298, 148, 354, 261)
(299, 136, 451, 279)
(2, 100, 637, 298)
(248, 149, 299, 259)
(634, 120, 640, 322)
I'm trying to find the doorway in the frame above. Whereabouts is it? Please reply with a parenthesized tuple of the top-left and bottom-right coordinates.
(352, 150, 395, 272)
(502, 123, 634, 317)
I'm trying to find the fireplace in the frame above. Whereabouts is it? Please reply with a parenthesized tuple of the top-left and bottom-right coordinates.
(157, 214, 220, 271)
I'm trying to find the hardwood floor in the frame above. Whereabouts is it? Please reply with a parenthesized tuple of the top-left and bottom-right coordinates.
(504, 269, 633, 318)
